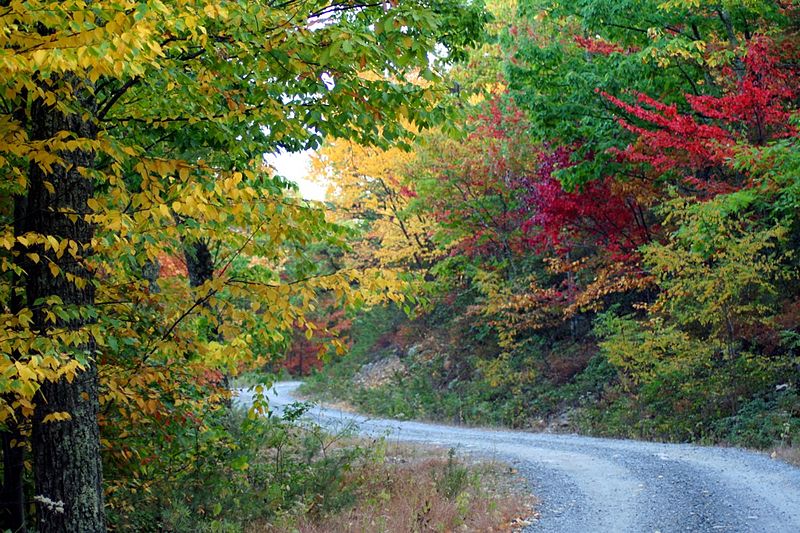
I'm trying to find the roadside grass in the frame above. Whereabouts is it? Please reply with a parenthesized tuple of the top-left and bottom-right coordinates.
(771, 445, 800, 467)
(308, 351, 800, 454)
(251, 443, 536, 533)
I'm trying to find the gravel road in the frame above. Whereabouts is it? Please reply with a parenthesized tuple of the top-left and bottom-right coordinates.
(236, 382, 800, 533)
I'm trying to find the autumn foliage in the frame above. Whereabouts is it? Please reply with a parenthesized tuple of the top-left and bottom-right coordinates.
(313, 0, 800, 446)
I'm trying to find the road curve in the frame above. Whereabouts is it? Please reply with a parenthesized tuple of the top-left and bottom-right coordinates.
(235, 382, 800, 533)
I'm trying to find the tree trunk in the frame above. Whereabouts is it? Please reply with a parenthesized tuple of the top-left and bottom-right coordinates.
(27, 77, 105, 532)
(184, 239, 215, 291)
(183, 238, 222, 341)
(1, 195, 29, 532)
(1, 421, 26, 532)
(182, 239, 231, 396)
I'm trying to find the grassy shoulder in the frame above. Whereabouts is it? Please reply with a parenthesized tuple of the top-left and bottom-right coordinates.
(109, 389, 535, 532)
(255, 443, 536, 532)
(771, 445, 800, 467)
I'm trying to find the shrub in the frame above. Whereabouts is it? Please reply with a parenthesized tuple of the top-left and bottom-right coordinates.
(106, 401, 366, 532)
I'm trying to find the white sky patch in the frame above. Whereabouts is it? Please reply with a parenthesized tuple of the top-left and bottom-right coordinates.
(320, 72, 335, 90)
(265, 149, 327, 202)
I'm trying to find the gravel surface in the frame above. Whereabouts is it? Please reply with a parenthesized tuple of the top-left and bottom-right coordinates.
(236, 382, 800, 533)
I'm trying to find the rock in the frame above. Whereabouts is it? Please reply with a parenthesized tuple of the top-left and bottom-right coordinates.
(353, 355, 406, 389)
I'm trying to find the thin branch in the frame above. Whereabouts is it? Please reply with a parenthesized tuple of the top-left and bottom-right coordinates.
(97, 76, 141, 120)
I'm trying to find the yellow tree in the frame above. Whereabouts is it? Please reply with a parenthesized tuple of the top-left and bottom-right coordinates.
(313, 139, 440, 272)
(0, 0, 487, 529)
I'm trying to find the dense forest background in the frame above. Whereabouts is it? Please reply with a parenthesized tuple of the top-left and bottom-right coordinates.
(303, 0, 800, 451)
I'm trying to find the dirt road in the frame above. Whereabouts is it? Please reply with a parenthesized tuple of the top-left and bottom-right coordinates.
(236, 382, 800, 533)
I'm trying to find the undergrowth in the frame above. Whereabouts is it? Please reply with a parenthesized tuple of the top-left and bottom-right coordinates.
(255, 444, 535, 533)
(301, 305, 800, 451)
(107, 401, 366, 532)
(108, 389, 532, 532)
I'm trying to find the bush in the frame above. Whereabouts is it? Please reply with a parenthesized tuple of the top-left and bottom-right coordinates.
(714, 390, 800, 448)
(434, 448, 474, 499)
(106, 401, 367, 532)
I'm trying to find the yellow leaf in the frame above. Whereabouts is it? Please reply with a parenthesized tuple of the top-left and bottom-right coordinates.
(31, 49, 48, 67)
(42, 412, 73, 423)
(15, 362, 37, 382)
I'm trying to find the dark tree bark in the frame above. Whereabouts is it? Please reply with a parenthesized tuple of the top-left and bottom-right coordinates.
(1, 421, 26, 532)
(183, 237, 221, 341)
(183, 237, 219, 341)
(182, 239, 231, 398)
(26, 76, 105, 532)
(184, 238, 215, 290)
(1, 195, 29, 532)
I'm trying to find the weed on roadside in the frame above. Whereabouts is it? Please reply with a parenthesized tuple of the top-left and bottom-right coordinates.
(253, 443, 536, 533)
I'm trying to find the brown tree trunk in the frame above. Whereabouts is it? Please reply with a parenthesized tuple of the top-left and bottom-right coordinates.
(27, 77, 105, 532)
(184, 239, 215, 291)
(183, 238, 222, 340)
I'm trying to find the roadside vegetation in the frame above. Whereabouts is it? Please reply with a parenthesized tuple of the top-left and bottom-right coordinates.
(256, 440, 535, 533)
(107, 397, 533, 532)
(303, 303, 800, 450)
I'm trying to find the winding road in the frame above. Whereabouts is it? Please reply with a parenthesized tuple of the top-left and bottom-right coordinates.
(236, 382, 800, 533)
